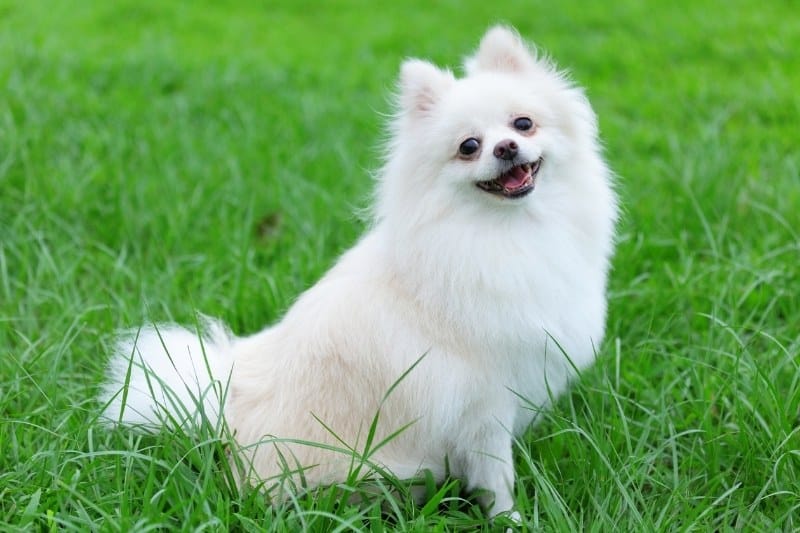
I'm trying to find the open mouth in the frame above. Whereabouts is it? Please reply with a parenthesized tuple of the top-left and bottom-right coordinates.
(475, 158, 543, 199)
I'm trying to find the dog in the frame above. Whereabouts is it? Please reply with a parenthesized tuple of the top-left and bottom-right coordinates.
(99, 25, 618, 519)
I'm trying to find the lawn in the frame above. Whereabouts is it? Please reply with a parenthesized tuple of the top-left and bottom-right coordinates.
(1, 0, 798, 530)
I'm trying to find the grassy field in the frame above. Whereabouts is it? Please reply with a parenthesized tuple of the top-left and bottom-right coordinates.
(2, 0, 799, 530)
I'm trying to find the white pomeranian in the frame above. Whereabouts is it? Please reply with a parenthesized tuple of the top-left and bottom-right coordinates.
(100, 26, 617, 518)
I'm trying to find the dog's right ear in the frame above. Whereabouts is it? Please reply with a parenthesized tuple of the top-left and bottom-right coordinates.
(465, 26, 538, 75)
(398, 59, 454, 118)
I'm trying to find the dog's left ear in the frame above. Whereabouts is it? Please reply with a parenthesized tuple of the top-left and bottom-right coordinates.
(398, 59, 455, 118)
(465, 26, 537, 74)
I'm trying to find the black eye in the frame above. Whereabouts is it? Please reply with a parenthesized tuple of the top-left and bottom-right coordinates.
(459, 138, 480, 156)
(513, 117, 533, 131)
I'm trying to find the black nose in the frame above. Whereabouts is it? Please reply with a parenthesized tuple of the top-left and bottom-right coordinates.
(493, 139, 518, 160)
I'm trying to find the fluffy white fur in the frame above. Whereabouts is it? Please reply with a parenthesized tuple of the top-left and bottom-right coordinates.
(99, 26, 617, 518)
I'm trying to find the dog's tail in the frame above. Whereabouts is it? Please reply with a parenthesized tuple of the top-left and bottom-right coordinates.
(98, 316, 235, 430)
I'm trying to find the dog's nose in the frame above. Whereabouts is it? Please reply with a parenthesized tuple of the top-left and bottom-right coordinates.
(493, 139, 518, 160)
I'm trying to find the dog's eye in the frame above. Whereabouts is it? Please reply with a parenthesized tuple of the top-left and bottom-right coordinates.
(513, 117, 534, 131)
(459, 138, 481, 156)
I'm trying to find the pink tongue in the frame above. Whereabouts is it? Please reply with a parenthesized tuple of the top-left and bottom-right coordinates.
(499, 166, 530, 190)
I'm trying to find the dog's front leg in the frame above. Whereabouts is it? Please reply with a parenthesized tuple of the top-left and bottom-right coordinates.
(460, 428, 516, 518)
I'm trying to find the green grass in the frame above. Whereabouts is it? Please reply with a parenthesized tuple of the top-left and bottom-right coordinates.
(2, 0, 799, 530)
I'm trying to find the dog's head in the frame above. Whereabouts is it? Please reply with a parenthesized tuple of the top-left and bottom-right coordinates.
(376, 26, 606, 222)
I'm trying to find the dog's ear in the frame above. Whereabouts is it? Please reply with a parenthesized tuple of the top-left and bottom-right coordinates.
(465, 26, 537, 74)
(398, 59, 454, 117)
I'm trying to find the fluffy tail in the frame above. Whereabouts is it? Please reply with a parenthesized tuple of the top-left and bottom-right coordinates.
(98, 316, 235, 430)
